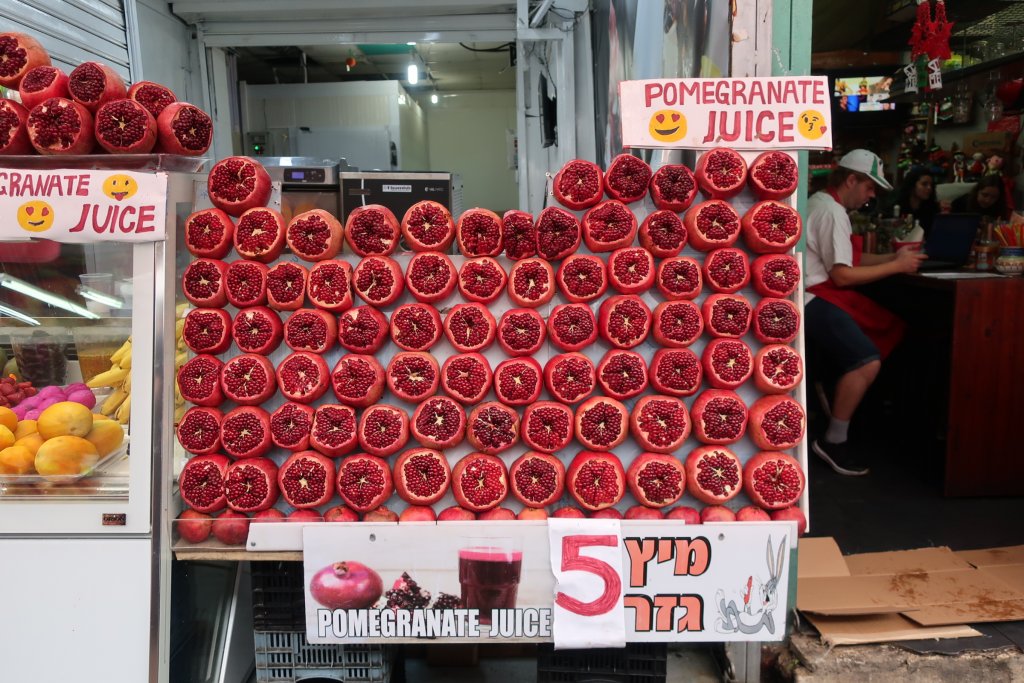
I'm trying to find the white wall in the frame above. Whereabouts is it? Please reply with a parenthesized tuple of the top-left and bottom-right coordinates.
(244, 81, 429, 170)
(420, 90, 518, 213)
(134, 0, 202, 106)
(399, 95, 430, 171)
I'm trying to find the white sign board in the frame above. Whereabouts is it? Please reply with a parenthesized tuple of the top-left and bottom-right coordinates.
(303, 521, 794, 644)
(0, 169, 167, 242)
(620, 76, 833, 150)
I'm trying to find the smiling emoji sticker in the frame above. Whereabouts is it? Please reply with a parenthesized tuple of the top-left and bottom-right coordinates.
(16, 201, 55, 233)
(103, 174, 137, 201)
(649, 109, 687, 143)
(797, 110, 827, 140)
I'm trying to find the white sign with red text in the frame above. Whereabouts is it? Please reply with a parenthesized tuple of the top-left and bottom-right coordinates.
(620, 76, 833, 150)
(302, 522, 794, 644)
(549, 518, 627, 648)
(0, 169, 167, 242)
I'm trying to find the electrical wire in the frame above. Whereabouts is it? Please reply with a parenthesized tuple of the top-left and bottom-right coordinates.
(459, 42, 514, 52)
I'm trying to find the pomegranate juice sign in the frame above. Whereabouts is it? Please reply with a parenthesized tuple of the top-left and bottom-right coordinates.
(0, 169, 167, 242)
(619, 77, 832, 150)
(303, 522, 794, 644)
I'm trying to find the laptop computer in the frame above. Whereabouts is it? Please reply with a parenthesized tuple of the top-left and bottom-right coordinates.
(918, 213, 981, 270)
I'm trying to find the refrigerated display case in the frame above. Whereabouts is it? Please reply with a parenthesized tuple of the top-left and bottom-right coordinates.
(0, 155, 202, 683)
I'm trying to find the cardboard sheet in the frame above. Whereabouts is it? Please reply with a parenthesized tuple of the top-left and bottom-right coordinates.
(797, 537, 1024, 644)
(803, 612, 980, 646)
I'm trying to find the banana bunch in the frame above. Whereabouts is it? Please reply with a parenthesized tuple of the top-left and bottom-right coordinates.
(174, 303, 189, 424)
(88, 335, 133, 424)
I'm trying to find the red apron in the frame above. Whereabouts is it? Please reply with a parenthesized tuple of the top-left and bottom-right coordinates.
(806, 191, 906, 360)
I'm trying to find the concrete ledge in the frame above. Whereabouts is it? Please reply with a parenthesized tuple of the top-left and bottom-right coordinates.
(784, 633, 1024, 682)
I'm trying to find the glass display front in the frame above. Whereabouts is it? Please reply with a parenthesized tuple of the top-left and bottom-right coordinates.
(0, 240, 134, 500)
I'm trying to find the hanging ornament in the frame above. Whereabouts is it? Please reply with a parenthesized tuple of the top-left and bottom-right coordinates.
(927, 0, 954, 61)
(909, 0, 932, 60)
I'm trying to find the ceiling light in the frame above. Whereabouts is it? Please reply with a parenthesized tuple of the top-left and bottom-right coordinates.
(431, 92, 439, 104)
(0, 303, 39, 326)
(407, 62, 419, 85)
(0, 274, 99, 319)
(406, 41, 416, 46)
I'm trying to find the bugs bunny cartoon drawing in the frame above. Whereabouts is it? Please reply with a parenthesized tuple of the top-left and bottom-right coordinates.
(715, 536, 787, 635)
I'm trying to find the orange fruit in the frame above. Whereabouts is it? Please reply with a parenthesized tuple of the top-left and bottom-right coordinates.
(34, 436, 99, 478)
(14, 432, 44, 456)
(0, 445, 35, 475)
(36, 402, 94, 440)
(13, 419, 37, 439)
(0, 425, 13, 450)
(0, 407, 16, 432)
(85, 420, 125, 457)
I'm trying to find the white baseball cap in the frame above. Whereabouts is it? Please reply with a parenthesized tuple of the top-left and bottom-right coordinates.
(838, 149, 893, 190)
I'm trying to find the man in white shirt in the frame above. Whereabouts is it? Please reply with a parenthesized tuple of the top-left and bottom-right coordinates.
(804, 150, 926, 475)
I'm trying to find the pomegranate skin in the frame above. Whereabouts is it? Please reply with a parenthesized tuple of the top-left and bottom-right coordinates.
(309, 561, 384, 610)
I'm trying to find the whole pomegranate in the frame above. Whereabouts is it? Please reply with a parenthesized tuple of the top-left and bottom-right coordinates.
(309, 561, 384, 609)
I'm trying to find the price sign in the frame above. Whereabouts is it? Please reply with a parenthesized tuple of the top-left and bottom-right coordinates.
(548, 519, 626, 648)
(0, 169, 167, 242)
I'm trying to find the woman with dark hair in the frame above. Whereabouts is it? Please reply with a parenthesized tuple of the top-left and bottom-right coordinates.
(951, 174, 1009, 221)
(887, 167, 940, 235)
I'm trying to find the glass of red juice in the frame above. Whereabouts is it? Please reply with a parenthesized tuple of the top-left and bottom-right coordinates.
(458, 543, 523, 624)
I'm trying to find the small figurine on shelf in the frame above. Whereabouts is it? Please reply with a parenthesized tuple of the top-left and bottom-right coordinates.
(968, 152, 986, 180)
(953, 151, 966, 182)
(985, 154, 1004, 176)
(928, 145, 950, 178)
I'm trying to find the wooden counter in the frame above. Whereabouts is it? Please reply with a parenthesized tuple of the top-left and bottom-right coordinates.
(897, 273, 1024, 496)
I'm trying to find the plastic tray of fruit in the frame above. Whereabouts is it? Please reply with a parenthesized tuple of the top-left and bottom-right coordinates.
(0, 397, 130, 487)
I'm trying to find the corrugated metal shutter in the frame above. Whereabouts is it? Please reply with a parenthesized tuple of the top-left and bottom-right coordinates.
(0, 0, 131, 80)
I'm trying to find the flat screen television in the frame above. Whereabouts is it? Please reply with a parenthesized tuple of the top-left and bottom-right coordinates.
(832, 75, 897, 113)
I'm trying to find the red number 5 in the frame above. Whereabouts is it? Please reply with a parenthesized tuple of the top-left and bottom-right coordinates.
(555, 534, 621, 616)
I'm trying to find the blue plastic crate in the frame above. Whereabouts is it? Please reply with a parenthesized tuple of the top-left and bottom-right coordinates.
(254, 631, 393, 683)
